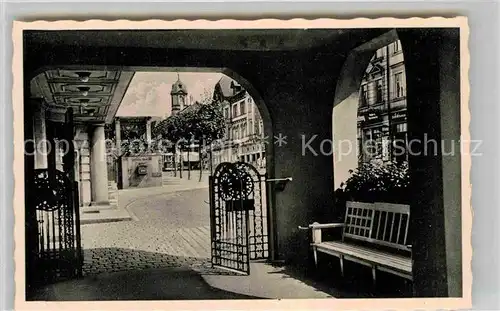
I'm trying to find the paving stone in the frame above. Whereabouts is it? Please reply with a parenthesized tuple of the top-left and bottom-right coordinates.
(80, 188, 217, 278)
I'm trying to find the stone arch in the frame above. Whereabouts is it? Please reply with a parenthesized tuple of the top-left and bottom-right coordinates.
(27, 63, 279, 259)
(332, 29, 400, 189)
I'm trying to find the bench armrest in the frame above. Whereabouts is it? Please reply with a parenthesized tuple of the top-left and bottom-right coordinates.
(310, 223, 344, 229)
(298, 222, 344, 230)
(298, 222, 345, 244)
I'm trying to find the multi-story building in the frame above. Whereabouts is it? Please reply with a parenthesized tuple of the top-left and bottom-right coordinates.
(357, 40, 409, 164)
(211, 76, 265, 168)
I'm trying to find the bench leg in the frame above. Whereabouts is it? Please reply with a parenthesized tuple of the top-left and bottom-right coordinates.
(312, 247, 318, 268)
(339, 255, 344, 277)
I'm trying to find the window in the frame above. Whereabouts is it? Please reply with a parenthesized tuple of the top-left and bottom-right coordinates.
(393, 123, 409, 163)
(241, 122, 247, 137)
(396, 123, 407, 133)
(393, 40, 401, 53)
(240, 101, 246, 115)
(224, 107, 229, 119)
(360, 84, 368, 107)
(375, 80, 383, 103)
(394, 72, 405, 98)
(232, 104, 238, 117)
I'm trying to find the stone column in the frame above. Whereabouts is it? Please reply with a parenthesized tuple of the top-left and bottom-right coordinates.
(90, 124, 109, 205)
(399, 29, 462, 298)
(146, 119, 152, 144)
(75, 127, 92, 207)
(115, 118, 121, 153)
(114, 118, 123, 190)
(32, 99, 48, 169)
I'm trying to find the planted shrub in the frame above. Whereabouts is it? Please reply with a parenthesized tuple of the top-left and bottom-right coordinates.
(338, 160, 410, 205)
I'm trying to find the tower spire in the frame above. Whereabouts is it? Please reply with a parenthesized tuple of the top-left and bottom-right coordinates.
(171, 71, 188, 116)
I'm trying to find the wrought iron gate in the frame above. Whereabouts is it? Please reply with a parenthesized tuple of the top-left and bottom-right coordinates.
(209, 162, 269, 274)
(30, 169, 83, 286)
(26, 108, 83, 292)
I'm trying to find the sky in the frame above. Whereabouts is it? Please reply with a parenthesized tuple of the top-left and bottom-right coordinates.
(116, 72, 223, 117)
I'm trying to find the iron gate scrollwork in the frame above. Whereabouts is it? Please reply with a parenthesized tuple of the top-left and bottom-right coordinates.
(209, 162, 269, 274)
(31, 169, 83, 286)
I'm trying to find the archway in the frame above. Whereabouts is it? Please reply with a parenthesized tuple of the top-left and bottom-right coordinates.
(332, 29, 463, 297)
(26, 66, 276, 282)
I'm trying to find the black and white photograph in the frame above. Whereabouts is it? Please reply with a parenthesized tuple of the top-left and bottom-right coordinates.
(13, 18, 471, 310)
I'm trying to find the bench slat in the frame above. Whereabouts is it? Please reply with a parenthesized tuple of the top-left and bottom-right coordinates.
(396, 214, 402, 243)
(404, 214, 410, 245)
(383, 211, 389, 241)
(389, 212, 396, 242)
(315, 241, 412, 274)
(376, 210, 382, 239)
(343, 233, 411, 251)
(316, 242, 410, 265)
(315, 243, 411, 268)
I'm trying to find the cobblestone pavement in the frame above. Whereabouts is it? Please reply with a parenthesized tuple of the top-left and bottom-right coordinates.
(81, 188, 232, 276)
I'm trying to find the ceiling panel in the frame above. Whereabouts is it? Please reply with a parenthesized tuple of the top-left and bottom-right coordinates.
(31, 69, 132, 124)
(49, 83, 115, 96)
(54, 96, 111, 106)
(45, 70, 120, 82)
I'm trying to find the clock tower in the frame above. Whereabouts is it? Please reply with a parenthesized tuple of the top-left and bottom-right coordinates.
(170, 74, 188, 116)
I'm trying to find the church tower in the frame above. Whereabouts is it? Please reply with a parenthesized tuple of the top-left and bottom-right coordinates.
(170, 73, 188, 115)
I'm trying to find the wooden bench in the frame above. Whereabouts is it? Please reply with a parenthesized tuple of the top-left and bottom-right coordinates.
(301, 201, 412, 284)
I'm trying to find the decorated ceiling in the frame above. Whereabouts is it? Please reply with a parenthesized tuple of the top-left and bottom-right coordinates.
(30, 69, 135, 124)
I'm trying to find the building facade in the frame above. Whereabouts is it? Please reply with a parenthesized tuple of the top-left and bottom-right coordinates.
(357, 40, 409, 164)
(211, 76, 265, 168)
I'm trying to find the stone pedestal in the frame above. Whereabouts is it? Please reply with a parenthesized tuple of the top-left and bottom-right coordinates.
(120, 154, 163, 189)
